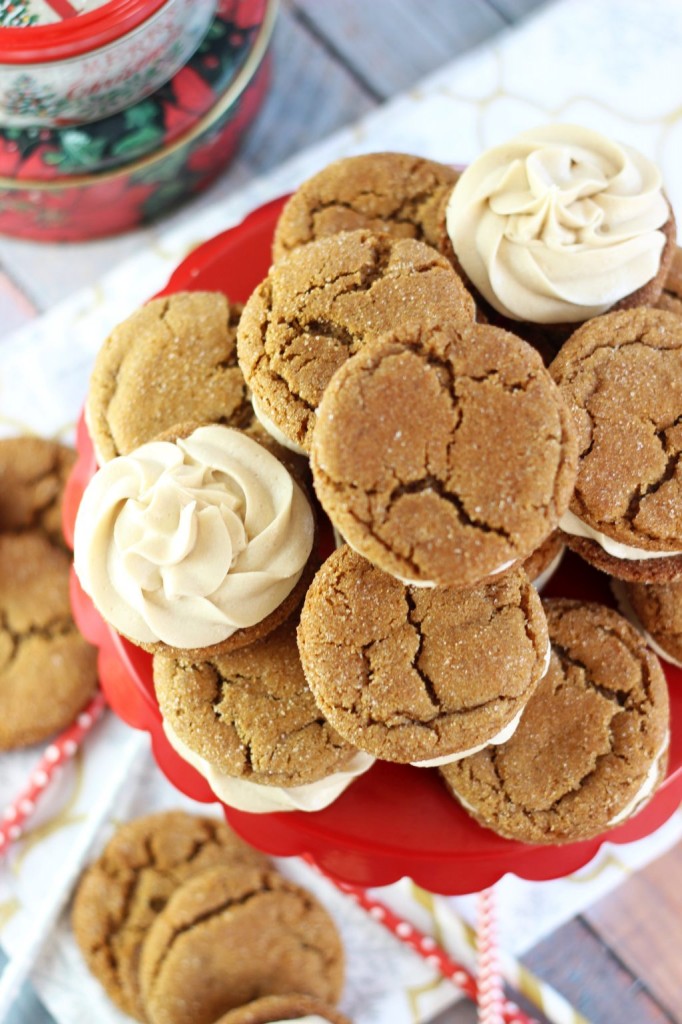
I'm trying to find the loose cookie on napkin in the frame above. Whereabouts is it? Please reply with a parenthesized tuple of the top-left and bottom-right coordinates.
(0, 436, 75, 550)
(139, 863, 344, 1024)
(72, 811, 268, 1021)
(215, 995, 352, 1024)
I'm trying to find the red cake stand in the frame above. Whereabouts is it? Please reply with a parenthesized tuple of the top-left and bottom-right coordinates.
(63, 195, 682, 895)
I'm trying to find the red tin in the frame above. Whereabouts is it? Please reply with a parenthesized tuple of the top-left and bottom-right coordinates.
(0, 1, 275, 240)
(62, 195, 682, 895)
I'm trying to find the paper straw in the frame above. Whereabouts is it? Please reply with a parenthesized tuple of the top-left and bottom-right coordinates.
(0, 729, 148, 1019)
(477, 887, 505, 1024)
(0, 690, 107, 858)
(303, 856, 537, 1024)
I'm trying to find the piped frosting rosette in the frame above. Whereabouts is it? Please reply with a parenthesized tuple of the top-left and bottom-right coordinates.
(446, 123, 670, 323)
(74, 424, 315, 652)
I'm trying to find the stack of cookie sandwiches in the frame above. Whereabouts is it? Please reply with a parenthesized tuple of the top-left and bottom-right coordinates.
(72, 810, 350, 1024)
(73, 124, 677, 845)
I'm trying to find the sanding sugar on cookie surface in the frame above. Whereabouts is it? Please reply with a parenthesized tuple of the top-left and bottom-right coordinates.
(236, 228, 475, 454)
(139, 863, 344, 1024)
(297, 546, 549, 765)
(551, 307, 682, 581)
(272, 151, 460, 261)
(441, 599, 670, 844)
(311, 321, 577, 587)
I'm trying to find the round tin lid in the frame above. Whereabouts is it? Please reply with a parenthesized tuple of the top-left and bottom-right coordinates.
(0, 0, 168, 63)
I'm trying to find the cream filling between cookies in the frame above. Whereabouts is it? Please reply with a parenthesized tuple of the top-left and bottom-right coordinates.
(251, 395, 308, 455)
(611, 581, 682, 668)
(74, 424, 314, 649)
(532, 545, 565, 593)
(411, 640, 552, 768)
(560, 510, 682, 562)
(607, 734, 670, 826)
(163, 721, 375, 813)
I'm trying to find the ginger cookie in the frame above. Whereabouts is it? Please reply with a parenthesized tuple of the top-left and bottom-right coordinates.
(311, 322, 577, 587)
(0, 531, 97, 751)
(613, 579, 682, 667)
(441, 599, 670, 844)
(86, 292, 253, 463)
(272, 151, 460, 262)
(550, 307, 682, 582)
(215, 995, 352, 1024)
(522, 531, 565, 592)
(153, 616, 359, 787)
(236, 229, 475, 453)
(139, 863, 344, 1024)
(656, 243, 682, 317)
(74, 424, 317, 659)
(72, 811, 268, 1021)
(297, 546, 549, 765)
(0, 436, 75, 550)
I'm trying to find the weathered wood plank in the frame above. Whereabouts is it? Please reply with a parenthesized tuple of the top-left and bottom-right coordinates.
(289, 0, 507, 99)
(524, 917, 675, 1024)
(584, 842, 682, 1020)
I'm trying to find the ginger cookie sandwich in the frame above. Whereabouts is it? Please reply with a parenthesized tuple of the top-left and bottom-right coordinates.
(139, 863, 344, 1024)
(550, 307, 682, 582)
(298, 546, 549, 766)
(86, 292, 257, 465)
(236, 228, 475, 454)
(440, 124, 676, 351)
(154, 615, 374, 813)
(0, 436, 75, 550)
(0, 531, 97, 751)
(311, 321, 577, 588)
(612, 578, 682, 668)
(72, 811, 268, 1021)
(272, 151, 460, 262)
(441, 599, 670, 844)
(522, 531, 565, 592)
(215, 995, 352, 1024)
(656, 243, 682, 317)
(74, 423, 316, 659)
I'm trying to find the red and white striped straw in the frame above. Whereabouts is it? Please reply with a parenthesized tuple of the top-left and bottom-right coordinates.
(303, 856, 538, 1024)
(478, 886, 506, 1024)
(0, 690, 107, 858)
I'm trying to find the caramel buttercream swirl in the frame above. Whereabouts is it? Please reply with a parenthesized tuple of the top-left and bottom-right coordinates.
(446, 124, 670, 323)
(74, 425, 314, 648)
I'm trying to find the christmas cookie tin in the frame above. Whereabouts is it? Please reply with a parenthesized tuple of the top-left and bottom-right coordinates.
(0, 0, 275, 240)
(0, 0, 217, 127)
(0, 2, 267, 178)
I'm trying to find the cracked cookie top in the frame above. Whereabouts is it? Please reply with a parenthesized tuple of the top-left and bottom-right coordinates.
(214, 994, 352, 1024)
(72, 811, 268, 1021)
(656, 243, 682, 317)
(620, 579, 682, 665)
(0, 436, 75, 550)
(440, 599, 670, 845)
(87, 292, 253, 463)
(551, 307, 682, 553)
(0, 531, 97, 752)
(153, 616, 358, 787)
(272, 151, 460, 262)
(297, 546, 549, 764)
(311, 321, 578, 587)
(236, 229, 475, 454)
(139, 863, 344, 1024)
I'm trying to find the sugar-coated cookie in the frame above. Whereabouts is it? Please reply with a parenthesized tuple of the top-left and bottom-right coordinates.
(0, 531, 97, 751)
(298, 546, 549, 764)
(237, 229, 474, 453)
(311, 322, 577, 587)
(139, 863, 344, 1024)
(272, 151, 459, 261)
(0, 436, 75, 549)
(441, 600, 670, 844)
(72, 811, 268, 1021)
(214, 994, 352, 1024)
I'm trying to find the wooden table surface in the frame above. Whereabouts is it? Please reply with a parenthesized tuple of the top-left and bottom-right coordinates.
(1, 2, 681, 1023)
